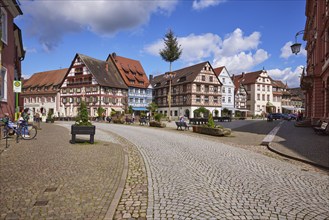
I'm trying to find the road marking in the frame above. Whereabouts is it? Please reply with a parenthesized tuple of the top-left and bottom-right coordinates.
(261, 121, 285, 146)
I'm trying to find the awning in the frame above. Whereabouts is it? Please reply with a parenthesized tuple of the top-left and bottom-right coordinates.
(282, 106, 295, 111)
(132, 107, 148, 111)
(235, 109, 250, 112)
(111, 107, 124, 112)
(224, 107, 238, 111)
(266, 102, 275, 107)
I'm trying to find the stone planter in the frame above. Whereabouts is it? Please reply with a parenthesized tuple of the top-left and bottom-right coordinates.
(193, 126, 231, 137)
(71, 125, 96, 144)
(149, 121, 166, 128)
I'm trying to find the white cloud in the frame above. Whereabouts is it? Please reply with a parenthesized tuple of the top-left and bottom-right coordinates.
(24, 47, 37, 54)
(145, 28, 269, 73)
(144, 33, 222, 63)
(267, 65, 304, 88)
(21, 0, 178, 51)
(192, 0, 226, 10)
(280, 41, 307, 59)
(213, 49, 269, 74)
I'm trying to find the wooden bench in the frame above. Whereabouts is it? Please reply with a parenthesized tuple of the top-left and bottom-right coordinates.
(175, 121, 190, 130)
(125, 118, 133, 124)
(313, 121, 329, 135)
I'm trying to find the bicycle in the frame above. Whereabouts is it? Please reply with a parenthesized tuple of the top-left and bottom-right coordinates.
(1, 119, 37, 143)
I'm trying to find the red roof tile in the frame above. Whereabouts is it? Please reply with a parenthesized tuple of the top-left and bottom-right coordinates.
(107, 53, 150, 88)
(213, 66, 225, 77)
(23, 68, 68, 89)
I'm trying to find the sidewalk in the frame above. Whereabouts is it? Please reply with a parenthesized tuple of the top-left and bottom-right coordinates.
(168, 119, 329, 170)
(270, 121, 329, 169)
(0, 122, 125, 220)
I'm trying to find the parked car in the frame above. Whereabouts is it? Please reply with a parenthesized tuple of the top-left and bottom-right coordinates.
(289, 113, 297, 120)
(282, 113, 292, 120)
(268, 113, 283, 120)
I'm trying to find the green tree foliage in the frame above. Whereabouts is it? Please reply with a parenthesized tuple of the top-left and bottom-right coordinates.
(207, 114, 216, 128)
(128, 105, 133, 114)
(110, 108, 117, 117)
(75, 101, 92, 126)
(97, 107, 105, 119)
(147, 102, 158, 118)
(154, 113, 163, 122)
(159, 29, 182, 72)
(222, 108, 230, 116)
(194, 107, 209, 117)
(214, 109, 219, 117)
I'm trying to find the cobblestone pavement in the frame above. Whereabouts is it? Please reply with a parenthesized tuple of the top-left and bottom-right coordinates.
(0, 123, 125, 220)
(94, 122, 329, 220)
(57, 123, 148, 220)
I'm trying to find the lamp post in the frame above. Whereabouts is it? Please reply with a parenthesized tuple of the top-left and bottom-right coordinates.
(291, 30, 305, 55)
(164, 71, 176, 121)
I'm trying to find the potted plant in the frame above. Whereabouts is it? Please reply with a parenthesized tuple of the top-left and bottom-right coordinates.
(71, 101, 96, 144)
(149, 113, 166, 128)
(46, 111, 54, 123)
(193, 114, 231, 137)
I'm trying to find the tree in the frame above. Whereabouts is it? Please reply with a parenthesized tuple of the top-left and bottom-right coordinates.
(159, 29, 182, 73)
(159, 29, 182, 121)
(75, 101, 92, 126)
(97, 107, 105, 120)
(128, 105, 133, 114)
(147, 102, 158, 119)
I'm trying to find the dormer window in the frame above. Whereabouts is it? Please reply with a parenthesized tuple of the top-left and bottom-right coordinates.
(178, 76, 186, 82)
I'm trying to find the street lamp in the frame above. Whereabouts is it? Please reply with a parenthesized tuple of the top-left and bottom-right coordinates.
(164, 71, 176, 121)
(291, 30, 305, 55)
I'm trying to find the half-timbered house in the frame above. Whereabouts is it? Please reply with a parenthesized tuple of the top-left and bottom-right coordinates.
(60, 53, 128, 118)
(151, 62, 222, 119)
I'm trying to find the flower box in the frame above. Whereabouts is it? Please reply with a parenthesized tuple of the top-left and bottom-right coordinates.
(71, 124, 96, 144)
(192, 126, 231, 137)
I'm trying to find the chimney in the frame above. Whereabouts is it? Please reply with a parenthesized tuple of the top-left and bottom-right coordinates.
(149, 74, 153, 82)
(112, 52, 117, 61)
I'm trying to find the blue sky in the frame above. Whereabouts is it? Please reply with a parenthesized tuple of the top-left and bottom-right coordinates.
(16, 0, 306, 88)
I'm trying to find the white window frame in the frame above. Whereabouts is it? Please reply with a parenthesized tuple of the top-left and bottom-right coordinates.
(0, 67, 7, 101)
(1, 8, 8, 44)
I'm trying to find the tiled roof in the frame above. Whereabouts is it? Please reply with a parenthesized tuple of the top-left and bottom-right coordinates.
(23, 68, 68, 89)
(272, 80, 287, 88)
(213, 66, 225, 77)
(107, 53, 150, 88)
(232, 74, 245, 93)
(77, 54, 128, 89)
(151, 61, 212, 88)
(238, 70, 263, 85)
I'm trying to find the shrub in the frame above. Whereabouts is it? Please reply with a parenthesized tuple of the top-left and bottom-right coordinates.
(214, 109, 219, 117)
(113, 118, 125, 124)
(207, 114, 216, 128)
(149, 121, 166, 128)
(47, 111, 53, 120)
(154, 113, 163, 122)
(75, 101, 92, 126)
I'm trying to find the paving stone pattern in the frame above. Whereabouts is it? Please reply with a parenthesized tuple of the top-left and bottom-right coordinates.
(96, 123, 329, 220)
(58, 123, 149, 219)
(0, 123, 125, 220)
